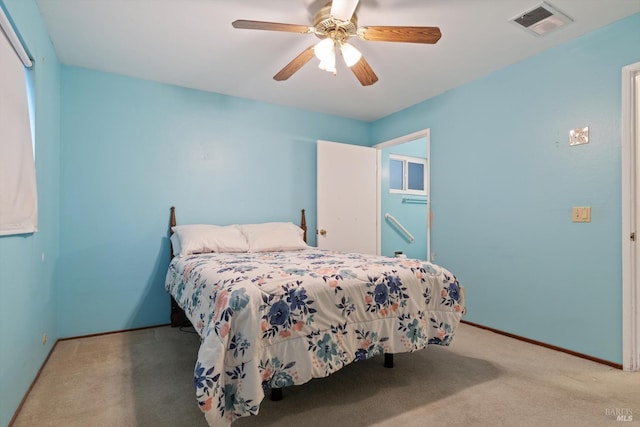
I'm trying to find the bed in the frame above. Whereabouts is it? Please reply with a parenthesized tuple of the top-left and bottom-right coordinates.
(165, 207, 465, 426)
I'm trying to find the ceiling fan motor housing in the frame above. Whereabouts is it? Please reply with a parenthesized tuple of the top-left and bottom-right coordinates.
(313, 4, 358, 41)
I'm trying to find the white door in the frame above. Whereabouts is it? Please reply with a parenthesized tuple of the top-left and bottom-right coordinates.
(317, 140, 378, 254)
(622, 62, 640, 371)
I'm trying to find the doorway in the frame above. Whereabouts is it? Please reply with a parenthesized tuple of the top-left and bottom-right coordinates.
(315, 129, 431, 259)
(374, 129, 431, 261)
(621, 61, 640, 371)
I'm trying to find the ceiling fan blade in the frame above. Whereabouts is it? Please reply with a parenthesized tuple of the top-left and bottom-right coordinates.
(232, 20, 312, 34)
(360, 26, 442, 44)
(350, 56, 378, 86)
(273, 45, 317, 81)
(330, 0, 359, 21)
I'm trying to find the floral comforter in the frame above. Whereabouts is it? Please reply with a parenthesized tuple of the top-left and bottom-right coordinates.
(165, 249, 465, 426)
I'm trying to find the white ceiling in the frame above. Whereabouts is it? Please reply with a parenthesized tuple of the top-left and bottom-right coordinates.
(34, 0, 640, 122)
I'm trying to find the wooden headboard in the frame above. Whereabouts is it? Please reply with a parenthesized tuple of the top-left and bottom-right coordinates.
(167, 206, 307, 327)
(169, 206, 307, 259)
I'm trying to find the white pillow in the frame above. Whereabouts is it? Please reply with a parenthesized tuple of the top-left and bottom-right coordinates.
(171, 224, 248, 255)
(240, 222, 308, 252)
(170, 233, 182, 257)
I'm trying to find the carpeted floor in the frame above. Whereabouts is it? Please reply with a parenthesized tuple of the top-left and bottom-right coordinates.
(11, 323, 639, 427)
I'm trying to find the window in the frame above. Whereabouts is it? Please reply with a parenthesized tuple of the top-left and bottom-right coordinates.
(0, 9, 37, 236)
(389, 155, 427, 196)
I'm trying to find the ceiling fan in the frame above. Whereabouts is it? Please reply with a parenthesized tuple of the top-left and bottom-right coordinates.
(232, 0, 441, 86)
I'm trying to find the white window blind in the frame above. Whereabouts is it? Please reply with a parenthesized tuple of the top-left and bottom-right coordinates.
(0, 13, 37, 236)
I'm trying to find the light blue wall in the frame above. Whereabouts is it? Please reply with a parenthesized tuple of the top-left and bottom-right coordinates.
(372, 13, 640, 364)
(380, 138, 428, 259)
(57, 67, 370, 337)
(0, 0, 60, 425)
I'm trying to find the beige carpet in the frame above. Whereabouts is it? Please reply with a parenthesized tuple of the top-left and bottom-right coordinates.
(11, 323, 639, 427)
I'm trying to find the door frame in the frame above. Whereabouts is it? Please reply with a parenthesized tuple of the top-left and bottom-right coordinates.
(621, 61, 640, 371)
(374, 129, 431, 260)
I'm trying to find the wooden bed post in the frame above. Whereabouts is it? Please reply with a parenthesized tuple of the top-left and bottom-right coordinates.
(301, 208, 307, 243)
(169, 206, 176, 259)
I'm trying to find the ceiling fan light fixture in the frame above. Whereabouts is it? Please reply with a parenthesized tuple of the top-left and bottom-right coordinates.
(340, 42, 362, 67)
(314, 38, 334, 60)
(315, 38, 337, 74)
(318, 54, 337, 74)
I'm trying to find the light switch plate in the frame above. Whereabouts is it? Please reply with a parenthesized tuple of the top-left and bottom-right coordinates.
(569, 126, 589, 146)
(572, 206, 591, 222)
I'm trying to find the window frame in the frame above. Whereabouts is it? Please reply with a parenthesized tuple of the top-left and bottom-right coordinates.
(388, 154, 428, 196)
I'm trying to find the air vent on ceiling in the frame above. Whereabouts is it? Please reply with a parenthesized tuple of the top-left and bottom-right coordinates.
(511, 2, 573, 36)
